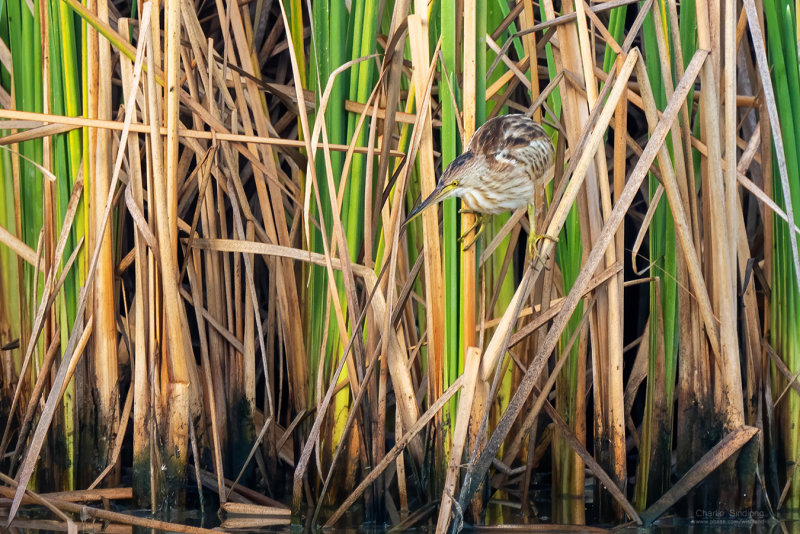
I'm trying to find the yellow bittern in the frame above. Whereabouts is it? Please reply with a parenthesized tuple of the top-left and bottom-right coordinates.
(405, 114, 556, 262)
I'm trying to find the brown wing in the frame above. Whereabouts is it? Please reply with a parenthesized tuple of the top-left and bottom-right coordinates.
(467, 114, 554, 185)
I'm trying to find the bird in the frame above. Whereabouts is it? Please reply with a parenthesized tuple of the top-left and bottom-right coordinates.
(404, 113, 556, 262)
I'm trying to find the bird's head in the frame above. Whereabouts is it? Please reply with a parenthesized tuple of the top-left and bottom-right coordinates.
(404, 152, 474, 225)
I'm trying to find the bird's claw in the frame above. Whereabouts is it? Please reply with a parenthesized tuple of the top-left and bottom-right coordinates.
(459, 214, 486, 251)
(459, 224, 484, 251)
(527, 232, 558, 265)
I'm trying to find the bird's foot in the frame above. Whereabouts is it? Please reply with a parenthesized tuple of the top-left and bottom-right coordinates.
(459, 213, 487, 251)
(527, 232, 559, 266)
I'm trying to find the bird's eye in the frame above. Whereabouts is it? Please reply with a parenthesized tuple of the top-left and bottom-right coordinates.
(451, 180, 458, 187)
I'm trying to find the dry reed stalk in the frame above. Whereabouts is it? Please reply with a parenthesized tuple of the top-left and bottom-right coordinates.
(461, 0, 478, 359)
(145, 3, 191, 501)
(186, 260, 226, 499)
(460, 0, 483, 517)
(695, 0, 744, 443)
(408, 12, 446, 447)
(0, 484, 218, 534)
(0, 487, 132, 504)
(117, 16, 152, 505)
(0, 222, 39, 268)
(612, 49, 629, 469)
(88, 0, 120, 485)
(0, 108, 404, 157)
(437, 346, 482, 533)
(640, 425, 759, 523)
(573, 1, 626, 516)
(724, 0, 738, 288)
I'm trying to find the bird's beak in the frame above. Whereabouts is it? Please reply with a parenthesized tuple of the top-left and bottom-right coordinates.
(403, 182, 456, 227)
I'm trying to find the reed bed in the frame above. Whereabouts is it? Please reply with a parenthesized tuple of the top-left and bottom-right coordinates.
(0, 0, 797, 530)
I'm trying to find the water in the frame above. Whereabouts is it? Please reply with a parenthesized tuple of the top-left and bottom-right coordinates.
(5, 510, 800, 533)
(5, 486, 800, 533)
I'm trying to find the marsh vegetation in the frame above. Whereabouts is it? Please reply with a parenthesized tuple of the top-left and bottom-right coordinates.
(0, 0, 797, 531)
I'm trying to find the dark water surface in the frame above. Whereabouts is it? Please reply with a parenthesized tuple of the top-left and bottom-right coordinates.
(5, 493, 800, 533)
(5, 514, 799, 533)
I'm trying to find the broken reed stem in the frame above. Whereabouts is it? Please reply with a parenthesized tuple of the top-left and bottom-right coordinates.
(640, 426, 759, 523)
